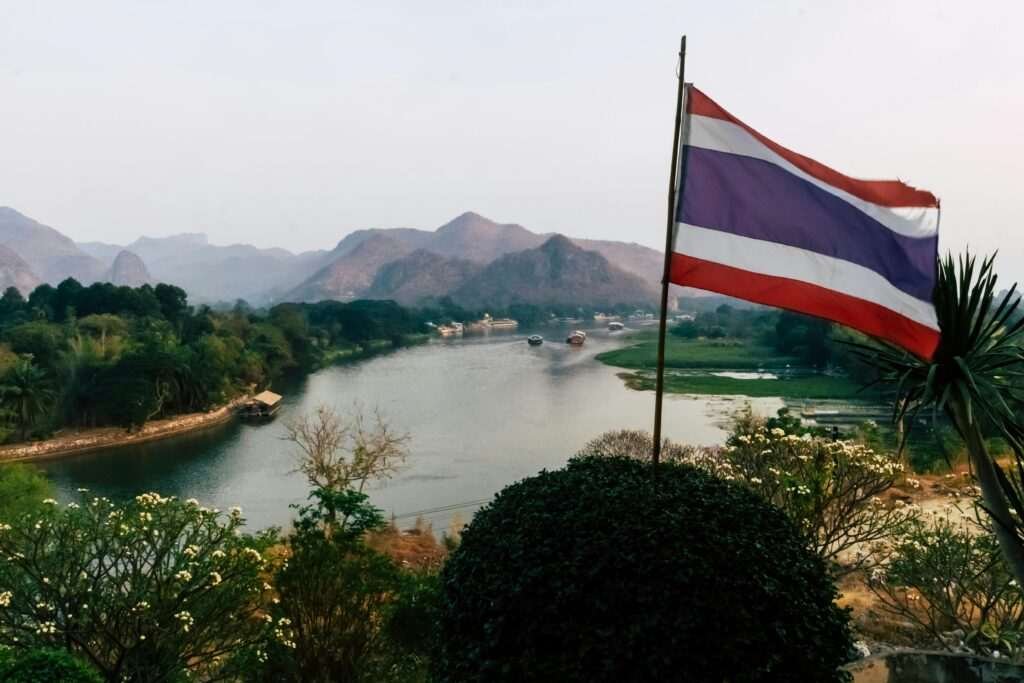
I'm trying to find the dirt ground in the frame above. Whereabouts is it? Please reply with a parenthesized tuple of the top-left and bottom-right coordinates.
(839, 465, 983, 650)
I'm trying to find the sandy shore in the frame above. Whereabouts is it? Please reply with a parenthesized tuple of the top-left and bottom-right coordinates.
(0, 398, 247, 463)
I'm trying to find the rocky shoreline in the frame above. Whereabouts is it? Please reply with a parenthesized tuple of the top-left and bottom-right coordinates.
(0, 398, 246, 463)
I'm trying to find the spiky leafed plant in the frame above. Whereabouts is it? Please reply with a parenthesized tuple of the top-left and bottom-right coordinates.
(849, 252, 1024, 585)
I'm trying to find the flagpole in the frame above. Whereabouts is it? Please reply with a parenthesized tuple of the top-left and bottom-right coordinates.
(652, 35, 687, 466)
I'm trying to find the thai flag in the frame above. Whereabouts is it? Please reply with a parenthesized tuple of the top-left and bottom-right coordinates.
(669, 86, 940, 359)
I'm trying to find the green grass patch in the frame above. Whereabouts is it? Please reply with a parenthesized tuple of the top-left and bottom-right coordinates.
(618, 371, 880, 400)
(596, 334, 797, 370)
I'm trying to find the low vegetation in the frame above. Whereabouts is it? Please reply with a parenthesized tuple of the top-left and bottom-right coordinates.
(616, 368, 873, 398)
(867, 504, 1024, 658)
(597, 306, 883, 399)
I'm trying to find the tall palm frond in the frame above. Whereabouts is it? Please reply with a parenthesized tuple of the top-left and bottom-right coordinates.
(846, 251, 1024, 583)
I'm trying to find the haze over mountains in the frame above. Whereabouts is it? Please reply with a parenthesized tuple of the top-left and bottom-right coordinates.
(0, 207, 671, 308)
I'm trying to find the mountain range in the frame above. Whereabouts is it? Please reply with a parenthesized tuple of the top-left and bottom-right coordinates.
(0, 207, 679, 307)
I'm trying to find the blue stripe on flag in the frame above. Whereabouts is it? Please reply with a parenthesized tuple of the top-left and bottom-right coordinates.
(677, 146, 937, 302)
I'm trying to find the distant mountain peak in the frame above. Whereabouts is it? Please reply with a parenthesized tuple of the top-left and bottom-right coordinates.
(0, 243, 43, 295)
(105, 250, 152, 287)
(0, 207, 106, 284)
(448, 236, 657, 309)
(132, 233, 209, 247)
(0, 206, 29, 219)
(540, 233, 577, 252)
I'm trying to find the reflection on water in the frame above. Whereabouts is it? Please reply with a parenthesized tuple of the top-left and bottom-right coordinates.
(711, 371, 779, 380)
(41, 328, 783, 531)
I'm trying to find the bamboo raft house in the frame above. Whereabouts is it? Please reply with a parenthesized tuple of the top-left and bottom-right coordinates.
(239, 390, 283, 420)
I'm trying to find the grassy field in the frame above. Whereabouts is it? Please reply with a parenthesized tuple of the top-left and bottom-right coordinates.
(617, 371, 877, 399)
(595, 331, 797, 370)
(600, 333, 880, 399)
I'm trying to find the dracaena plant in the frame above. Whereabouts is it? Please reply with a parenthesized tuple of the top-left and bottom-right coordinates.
(848, 252, 1024, 585)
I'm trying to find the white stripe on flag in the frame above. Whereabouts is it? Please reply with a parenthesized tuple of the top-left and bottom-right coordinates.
(674, 223, 939, 329)
(685, 114, 939, 239)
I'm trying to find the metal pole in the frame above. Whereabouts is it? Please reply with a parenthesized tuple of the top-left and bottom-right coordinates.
(652, 35, 687, 466)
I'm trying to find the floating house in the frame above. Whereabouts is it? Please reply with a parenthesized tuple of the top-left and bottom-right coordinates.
(239, 390, 283, 419)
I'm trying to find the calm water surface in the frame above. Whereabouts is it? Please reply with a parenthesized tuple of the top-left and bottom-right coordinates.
(42, 328, 783, 531)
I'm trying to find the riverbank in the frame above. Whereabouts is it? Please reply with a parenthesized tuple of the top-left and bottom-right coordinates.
(0, 398, 245, 463)
(2, 335, 434, 464)
(321, 334, 430, 364)
(598, 332, 878, 399)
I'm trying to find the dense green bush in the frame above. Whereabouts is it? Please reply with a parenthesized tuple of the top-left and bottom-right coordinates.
(0, 647, 101, 682)
(435, 456, 852, 682)
(0, 464, 52, 521)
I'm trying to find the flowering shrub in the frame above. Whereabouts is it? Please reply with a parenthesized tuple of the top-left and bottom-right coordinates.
(575, 429, 733, 477)
(722, 410, 916, 574)
(435, 456, 852, 682)
(868, 505, 1024, 659)
(0, 491, 289, 681)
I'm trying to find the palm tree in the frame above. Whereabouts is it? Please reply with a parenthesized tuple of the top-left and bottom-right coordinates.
(0, 359, 56, 440)
(851, 252, 1024, 584)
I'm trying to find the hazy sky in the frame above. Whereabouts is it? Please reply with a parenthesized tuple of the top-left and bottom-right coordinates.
(3, 1, 1023, 273)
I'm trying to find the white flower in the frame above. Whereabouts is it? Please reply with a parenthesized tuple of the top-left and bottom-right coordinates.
(242, 548, 263, 563)
(211, 550, 225, 560)
(0, 591, 12, 607)
(770, 427, 785, 437)
(135, 492, 173, 506)
(35, 621, 58, 635)
(174, 570, 193, 582)
(175, 610, 194, 632)
(209, 571, 222, 586)
(42, 498, 58, 506)
(229, 506, 243, 517)
(183, 545, 200, 558)
(185, 498, 200, 507)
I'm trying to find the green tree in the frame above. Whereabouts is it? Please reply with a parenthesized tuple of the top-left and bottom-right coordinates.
(0, 359, 55, 439)
(0, 464, 52, 522)
(154, 283, 189, 325)
(3, 321, 66, 371)
(0, 287, 27, 328)
(256, 488, 405, 682)
(0, 648, 101, 683)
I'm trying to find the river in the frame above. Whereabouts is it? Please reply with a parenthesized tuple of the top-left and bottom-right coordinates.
(40, 327, 783, 532)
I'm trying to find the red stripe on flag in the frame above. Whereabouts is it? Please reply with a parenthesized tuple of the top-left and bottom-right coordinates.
(686, 87, 939, 209)
(670, 252, 940, 359)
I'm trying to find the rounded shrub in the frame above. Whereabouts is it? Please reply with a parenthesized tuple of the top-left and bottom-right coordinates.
(435, 456, 852, 682)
